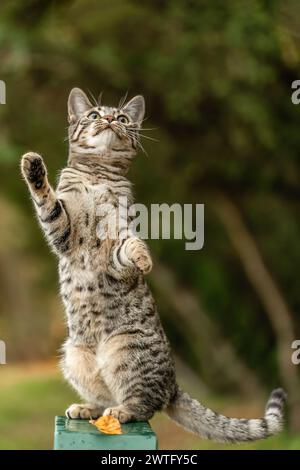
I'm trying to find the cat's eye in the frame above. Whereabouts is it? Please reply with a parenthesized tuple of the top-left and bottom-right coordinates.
(117, 115, 129, 124)
(88, 111, 99, 120)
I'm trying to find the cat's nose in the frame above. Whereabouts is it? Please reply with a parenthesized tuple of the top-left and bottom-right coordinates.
(103, 115, 114, 123)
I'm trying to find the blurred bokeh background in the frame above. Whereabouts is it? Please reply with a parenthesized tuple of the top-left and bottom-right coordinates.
(0, 0, 300, 449)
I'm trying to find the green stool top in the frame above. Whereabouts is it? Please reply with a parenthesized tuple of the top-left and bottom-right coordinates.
(54, 416, 157, 450)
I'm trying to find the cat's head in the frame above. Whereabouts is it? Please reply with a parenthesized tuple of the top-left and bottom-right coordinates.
(68, 88, 145, 158)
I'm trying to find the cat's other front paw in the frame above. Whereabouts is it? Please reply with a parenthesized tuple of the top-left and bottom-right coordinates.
(65, 403, 103, 420)
(21, 152, 46, 189)
(103, 405, 133, 423)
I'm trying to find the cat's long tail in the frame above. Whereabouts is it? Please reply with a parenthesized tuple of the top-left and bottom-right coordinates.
(166, 387, 286, 443)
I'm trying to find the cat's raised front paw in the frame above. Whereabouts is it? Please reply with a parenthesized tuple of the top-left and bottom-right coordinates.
(21, 152, 46, 189)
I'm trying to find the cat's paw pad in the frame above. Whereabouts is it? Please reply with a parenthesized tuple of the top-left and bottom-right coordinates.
(103, 406, 132, 423)
(65, 403, 102, 420)
(21, 152, 46, 188)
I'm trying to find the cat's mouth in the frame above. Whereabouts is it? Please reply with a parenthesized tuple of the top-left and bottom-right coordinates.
(97, 125, 124, 141)
(87, 128, 121, 150)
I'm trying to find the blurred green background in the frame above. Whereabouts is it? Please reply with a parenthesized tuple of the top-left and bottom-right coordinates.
(0, 0, 300, 449)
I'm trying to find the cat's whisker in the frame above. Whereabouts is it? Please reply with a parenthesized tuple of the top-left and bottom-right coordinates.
(130, 134, 148, 156)
(87, 89, 99, 108)
(137, 134, 159, 143)
(136, 140, 148, 157)
(118, 91, 129, 110)
(97, 91, 103, 107)
(128, 127, 158, 132)
(127, 126, 158, 142)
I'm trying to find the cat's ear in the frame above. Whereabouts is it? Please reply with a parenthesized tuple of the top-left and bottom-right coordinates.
(68, 88, 93, 123)
(122, 95, 145, 124)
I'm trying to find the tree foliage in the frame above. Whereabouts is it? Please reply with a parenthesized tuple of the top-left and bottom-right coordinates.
(0, 0, 299, 399)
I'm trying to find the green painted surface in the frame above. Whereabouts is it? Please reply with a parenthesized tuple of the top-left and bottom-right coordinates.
(54, 416, 157, 450)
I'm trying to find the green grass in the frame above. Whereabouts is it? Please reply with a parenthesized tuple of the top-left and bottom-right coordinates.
(0, 365, 299, 449)
(0, 375, 77, 449)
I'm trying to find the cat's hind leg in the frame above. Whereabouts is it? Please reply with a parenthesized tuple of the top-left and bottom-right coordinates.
(98, 333, 173, 424)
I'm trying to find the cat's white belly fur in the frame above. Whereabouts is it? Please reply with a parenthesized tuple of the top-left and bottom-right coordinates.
(61, 340, 115, 408)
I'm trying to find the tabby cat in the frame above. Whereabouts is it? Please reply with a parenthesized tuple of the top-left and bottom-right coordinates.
(20, 88, 286, 442)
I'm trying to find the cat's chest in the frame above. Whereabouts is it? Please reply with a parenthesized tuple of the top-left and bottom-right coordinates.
(81, 182, 120, 212)
(86, 182, 130, 226)
(90, 183, 111, 202)
(68, 183, 116, 230)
